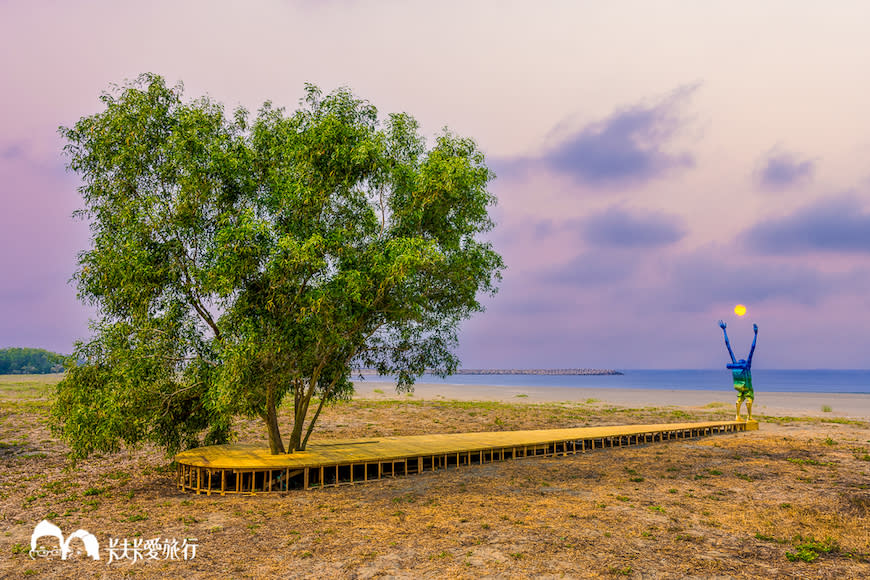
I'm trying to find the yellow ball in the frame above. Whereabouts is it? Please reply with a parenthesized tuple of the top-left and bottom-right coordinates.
(734, 304, 747, 317)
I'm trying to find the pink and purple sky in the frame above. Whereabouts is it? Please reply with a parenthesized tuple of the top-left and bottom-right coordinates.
(2, 1, 870, 369)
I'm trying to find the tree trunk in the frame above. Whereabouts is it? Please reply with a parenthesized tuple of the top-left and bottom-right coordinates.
(263, 382, 285, 454)
(302, 374, 343, 450)
(287, 364, 324, 452)
(286, 392, 309, 452)
(301, 394, 328, 450)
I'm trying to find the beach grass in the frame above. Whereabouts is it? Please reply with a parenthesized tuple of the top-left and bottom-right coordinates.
(0, 374, 60, 400)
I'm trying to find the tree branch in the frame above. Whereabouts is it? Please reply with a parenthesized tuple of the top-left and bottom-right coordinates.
(188, 294, 222, 342)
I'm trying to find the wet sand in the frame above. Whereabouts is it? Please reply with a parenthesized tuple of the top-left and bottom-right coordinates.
(354, 380, 870, 420)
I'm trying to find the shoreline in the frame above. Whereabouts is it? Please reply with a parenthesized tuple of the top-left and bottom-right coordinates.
(353, 380, 870, 421)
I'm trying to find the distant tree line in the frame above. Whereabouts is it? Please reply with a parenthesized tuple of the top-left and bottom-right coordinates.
(0, 348, 66, 374)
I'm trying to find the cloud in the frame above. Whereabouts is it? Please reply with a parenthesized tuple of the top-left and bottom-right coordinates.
(532, 219, 555, 240)
(665, 252, 832, 312)
(539, 85, 697, 186)
(1, 142, 25, 160)
(756, 148, 815, 189)
(543, 250, 643, 287)
(659, 245, 868, 314)
(580, 206, 687, 248)
(744, 195, 870, 254)
(478, 282, 576, 318)
(527, 207, 687, 248)
(516, 207, 686, 293)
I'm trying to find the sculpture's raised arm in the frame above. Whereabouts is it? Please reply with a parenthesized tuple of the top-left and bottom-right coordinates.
(747, 323, 758, 367)
(718, 320, 736, 364)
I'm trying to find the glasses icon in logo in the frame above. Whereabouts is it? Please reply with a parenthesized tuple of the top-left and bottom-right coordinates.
(30, 520, 100, 560)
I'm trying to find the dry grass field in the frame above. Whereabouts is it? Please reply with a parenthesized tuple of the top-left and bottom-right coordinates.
(1, 375, 868, 578)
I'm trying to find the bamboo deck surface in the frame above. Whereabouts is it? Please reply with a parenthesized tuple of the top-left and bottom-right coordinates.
(175, 420, 755, 469)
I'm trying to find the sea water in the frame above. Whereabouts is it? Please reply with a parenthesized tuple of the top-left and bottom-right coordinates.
(362, 370, 870, 395)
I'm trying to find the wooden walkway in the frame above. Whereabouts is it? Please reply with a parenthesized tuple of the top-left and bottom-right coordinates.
(175, 420, 757, 495)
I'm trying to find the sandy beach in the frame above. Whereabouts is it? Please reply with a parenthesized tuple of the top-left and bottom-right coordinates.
(355, 380, 870, 421)
(2, 375, 868, 578)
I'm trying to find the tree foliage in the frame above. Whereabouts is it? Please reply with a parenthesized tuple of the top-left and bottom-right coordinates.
(52, 73, 503, 457)
(0, 348, 65, 374)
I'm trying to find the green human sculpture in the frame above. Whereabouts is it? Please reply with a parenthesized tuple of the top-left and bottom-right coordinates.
(718, 320, 758, 421)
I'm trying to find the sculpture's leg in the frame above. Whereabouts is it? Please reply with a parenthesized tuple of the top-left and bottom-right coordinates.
(735, 400, 741, 421)
(746, 399, 753, 421)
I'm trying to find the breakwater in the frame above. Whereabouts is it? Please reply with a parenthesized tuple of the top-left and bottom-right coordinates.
(355, 368, 624, 376)
(454, 369, 623, 376)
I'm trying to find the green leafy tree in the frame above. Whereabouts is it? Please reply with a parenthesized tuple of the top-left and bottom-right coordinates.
(52, 73, 503, 457)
